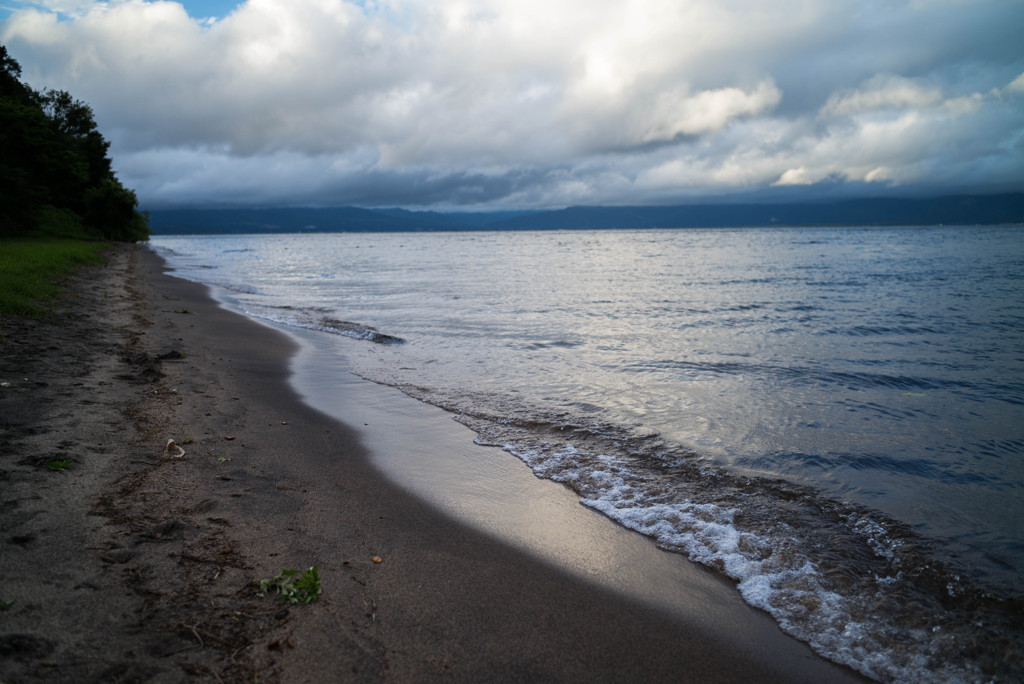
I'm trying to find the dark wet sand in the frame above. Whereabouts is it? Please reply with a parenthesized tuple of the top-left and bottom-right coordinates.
(0, 243, 869, 682)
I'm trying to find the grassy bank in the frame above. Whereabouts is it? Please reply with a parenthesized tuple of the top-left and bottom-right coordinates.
(0, 239, 107, 317)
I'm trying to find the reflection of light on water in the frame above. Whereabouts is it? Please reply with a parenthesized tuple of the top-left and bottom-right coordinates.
(150, 228, 1024, 587)
(151, 227, 1024, 683)
(289, 325, 738, 614)
(283, 324, 866, 684)
(290, 323, 1020, 684)
(151, 228, 1024, 588)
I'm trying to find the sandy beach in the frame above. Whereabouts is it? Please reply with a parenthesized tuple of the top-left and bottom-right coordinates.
(0, 243, 869, 682)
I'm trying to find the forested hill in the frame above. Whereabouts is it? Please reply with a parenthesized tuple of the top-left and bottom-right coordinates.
(149, 193, 1024, 235)
(0, 45, 149, 241)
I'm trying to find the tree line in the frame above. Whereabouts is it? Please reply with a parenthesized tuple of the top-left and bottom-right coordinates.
(1, 44, 149, 241)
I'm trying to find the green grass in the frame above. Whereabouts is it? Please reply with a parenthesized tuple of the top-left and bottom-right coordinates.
(0, 239, 107, 317)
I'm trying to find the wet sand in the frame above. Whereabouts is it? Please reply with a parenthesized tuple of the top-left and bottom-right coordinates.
(0, 243, 868, 682)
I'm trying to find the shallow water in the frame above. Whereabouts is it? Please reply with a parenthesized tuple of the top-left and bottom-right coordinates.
(153, 225, 1024, 682)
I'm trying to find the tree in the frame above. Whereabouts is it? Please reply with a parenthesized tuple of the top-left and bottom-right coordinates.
(0, 44, 149, 241)
(0, 45, 29, 101)
(84, 179, 149, 242)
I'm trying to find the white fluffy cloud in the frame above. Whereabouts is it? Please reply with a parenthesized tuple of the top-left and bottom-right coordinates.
(3, 0, 1022, 208)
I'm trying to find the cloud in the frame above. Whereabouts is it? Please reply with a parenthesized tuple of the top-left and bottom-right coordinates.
(3, 0, 99, 18)
(776, 71, 1024, 188)
(3, 0, 1023, 208)
(822, 75, 944, 117)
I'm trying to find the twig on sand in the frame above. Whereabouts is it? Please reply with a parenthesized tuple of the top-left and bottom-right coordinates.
(182, 620, 206, 647)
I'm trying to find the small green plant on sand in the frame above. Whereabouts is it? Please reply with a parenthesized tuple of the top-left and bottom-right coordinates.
(45, 459, 75, 471)
(255, 566, 321, 605)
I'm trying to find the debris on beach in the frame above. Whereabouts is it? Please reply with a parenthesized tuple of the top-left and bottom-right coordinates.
(163, 438, 186, 458)
(255, 566, 322, 605)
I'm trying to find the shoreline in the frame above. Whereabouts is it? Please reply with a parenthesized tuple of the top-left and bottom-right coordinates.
(284, 321, 845, 646)
(0, 243, 867, 682)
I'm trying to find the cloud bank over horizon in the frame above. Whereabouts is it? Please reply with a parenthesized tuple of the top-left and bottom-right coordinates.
(2, 0, 1022, 210)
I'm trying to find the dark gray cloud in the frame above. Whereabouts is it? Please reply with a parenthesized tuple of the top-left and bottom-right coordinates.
(3, 0, 1022, 209)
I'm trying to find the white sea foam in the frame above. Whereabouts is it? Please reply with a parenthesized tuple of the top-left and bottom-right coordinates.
(469, 427, 1012, 683)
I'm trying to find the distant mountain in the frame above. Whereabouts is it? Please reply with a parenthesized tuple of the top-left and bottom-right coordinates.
(371, 207, 539, 228)
(147, 206, 542, 234)
(487, 194, 1024, 229)
(148, 206, 441, 234)
(147, 193, 1023, 235)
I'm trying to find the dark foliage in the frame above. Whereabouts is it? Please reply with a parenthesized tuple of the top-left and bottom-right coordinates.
(0, 44, 149, 241)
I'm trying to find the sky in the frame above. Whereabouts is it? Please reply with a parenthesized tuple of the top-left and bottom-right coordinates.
(1, 0, 1022, 210)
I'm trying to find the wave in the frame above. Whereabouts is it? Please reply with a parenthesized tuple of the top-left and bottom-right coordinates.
(376, 382, 1024, 683)
(623, 359, 1024, 404)
(244, 305, 405, 345)
(154, 248, 405, 345)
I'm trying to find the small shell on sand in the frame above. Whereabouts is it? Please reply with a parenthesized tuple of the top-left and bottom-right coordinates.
(163, 438, 186, 458)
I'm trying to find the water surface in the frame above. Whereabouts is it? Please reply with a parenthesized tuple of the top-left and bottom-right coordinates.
(153, 225, 1024, 682)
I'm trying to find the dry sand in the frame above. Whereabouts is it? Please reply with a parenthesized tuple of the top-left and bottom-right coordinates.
(0, 243, 868, 682)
